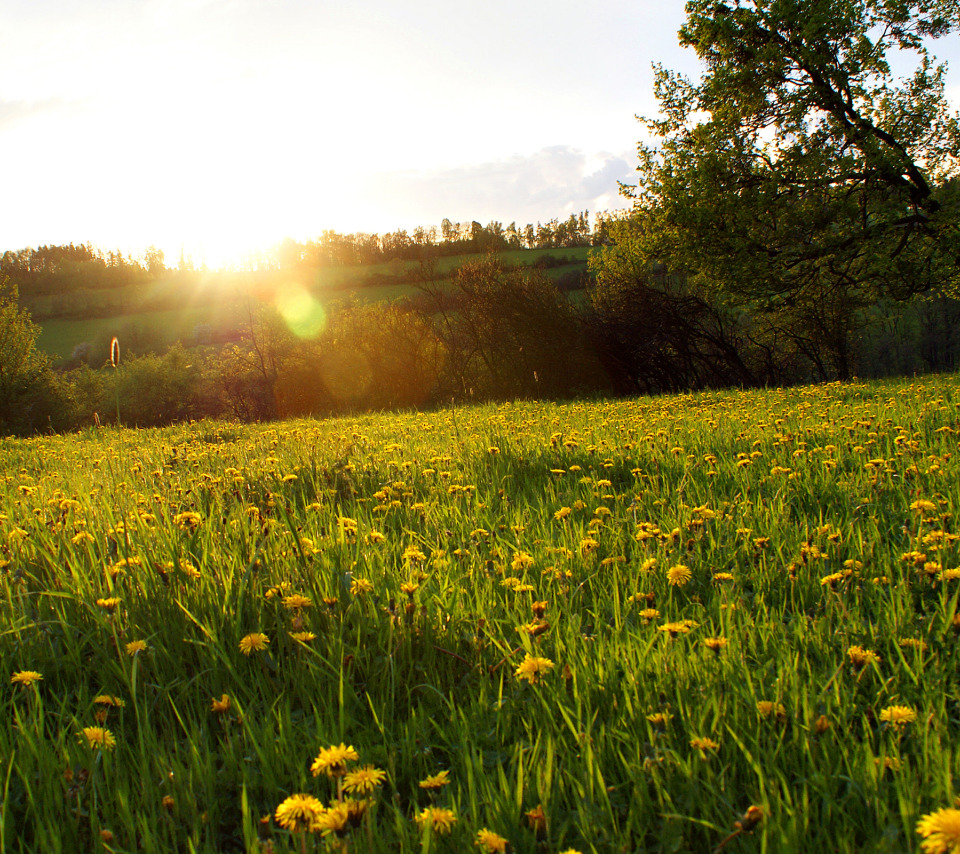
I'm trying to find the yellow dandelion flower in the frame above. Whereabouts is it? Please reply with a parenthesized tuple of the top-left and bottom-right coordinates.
(314, 802, 351, 835)
(847, 645, 881, 667)
(125, 640, 148, 656)
(667, 564, 692, 587)
(311, 743, 359, 777)
(917, 807, 960, 854)
(415, 806, 457, 835)
(419, 769, 451, 789)
(689, 736, 720, 751)
(289, 631, 317, 643)
(282, 594, 312, 610)
(343, 765, 387, 795)
(274, 793, 325, 833)
(880, 705, 917, 729)
(80, 726, 116, 750)
(11, 670, 42, 687)
(646, 712, 671, 727)
(514, 654, 555, 684)
(93, 694, 124, 707)
(525, 804, 547, 833)
(757, 701, 787, 722)
(911, 499, 938, 514)
(211, 694, 231, 713)
(96, 597, 121, 613)
(350, 577, 374, 595)
(475, 828, 509, 852)
(554, 506, 572, 521)
(704, 637, 728, 654)
(239, 633, 269, 655)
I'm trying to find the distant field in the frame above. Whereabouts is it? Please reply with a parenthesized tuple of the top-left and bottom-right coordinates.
(2, 375, 959, 851)
(33, 247, 592, 361)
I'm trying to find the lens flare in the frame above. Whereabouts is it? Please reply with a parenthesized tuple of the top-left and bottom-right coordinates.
(274, 283, 326, 339)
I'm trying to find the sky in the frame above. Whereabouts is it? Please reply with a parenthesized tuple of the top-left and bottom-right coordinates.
(2, 0, 958, 268)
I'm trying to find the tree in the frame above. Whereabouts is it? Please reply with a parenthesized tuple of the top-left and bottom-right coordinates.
(624, 0, 960, 378)
(0, 276, 71, 434)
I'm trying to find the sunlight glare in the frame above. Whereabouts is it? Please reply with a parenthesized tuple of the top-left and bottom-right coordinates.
(274, 283, 326, 339)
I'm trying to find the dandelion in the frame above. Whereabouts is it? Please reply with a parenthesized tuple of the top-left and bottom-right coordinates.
(289, 631, 316, 643)
(690, 736, 720, 752)
(847, 645, 881, 667)
(646, 712, 671, 728)
(880, 705, 917, 730)
(275, 793, 326, 833)
(311, 743, 359, 777)
(239, 633, 269, 655)
(515, 654, 555, 684)
(282, 594, 312, 610)
(314, 802, 351, 836)
(343, 765, 387, 795)
(173, 511, 202, 531)
(415, 806, 457, 835)
(11, 670, 42, 687)
(80, 726, 116, 750)
(211, 694, 231, 714)
(403, 545, 426, 563)
(704, 637, 728, 654)
(916, 807, 960, 854)
(125, 640, 148, 656)
(554, 506, 572, 521)
(667, 564, 692, 586)
(350, 577, 374, 595)
(525, 804, 547, 834)
(475, 828, 509, 852)
(96, 597, 121, 613)
(911, 499, 938, 514)
(419, 769, 451, 790)
(757, 701, 787, 722)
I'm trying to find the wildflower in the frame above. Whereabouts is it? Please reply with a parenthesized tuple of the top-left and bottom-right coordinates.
(814, 715, 831, 734)
(658, 621, 693, 638)
(161, 795, 175, 811)
(403, 545, 426, 563)
(525, 804, 547, 834)
(311, 743, 359, 777)
(419, 769, 451, 789)
(350, 577, 374, 595)
(689, 736, 720, 752)
(415, 806, 457, 835)
(880, 705, 917, 730)
(646, 712, 671, 728)
(96, 597, 121, 613)
(475, 828, 509, 852)
(667, 564, 692, 586)
(11, 670, 42, 687)
(93, 695, 124, 708)
(847, 645, 881, 667)
(554, 506, 572, 521)
(282, 594, 312, 610)
(239, 633, 269, 655)
(125, 640, 148, 656)
(757, 701, 787, 722)
(532, 600, 547, 618)
(211, 694, 231, 714)
(900, 637, 929, 652)
(314, 802, 351, 836)
(400, 581, 419, 598)
(80, 726, 116, 750)
(512, 551, 534, 571)
(274, 793, 326, 833)
(173, 511, 202, 531)
(713, 572, 734, 582)
(343, 766, 387, 795)
(916, 807, 960, 854)
(704, 637, 728, 654)
(289, 631, 317, 643)
(911, 499, 938, 514)
(515, 654, 555, 684)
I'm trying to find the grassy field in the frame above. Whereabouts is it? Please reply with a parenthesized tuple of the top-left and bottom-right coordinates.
(3, 376, 960, 852)
(32, 247, 592, 361)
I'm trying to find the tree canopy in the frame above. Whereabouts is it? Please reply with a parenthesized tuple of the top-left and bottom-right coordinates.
(621, 0, 960, 376)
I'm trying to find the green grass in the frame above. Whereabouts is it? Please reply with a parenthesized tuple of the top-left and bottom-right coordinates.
(3, 375, 958, 852)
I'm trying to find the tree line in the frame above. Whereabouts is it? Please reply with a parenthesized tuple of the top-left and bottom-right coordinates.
(1, 211, 616, 300)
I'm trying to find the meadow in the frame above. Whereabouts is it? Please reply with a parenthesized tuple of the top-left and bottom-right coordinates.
(2, 375, 960, 853)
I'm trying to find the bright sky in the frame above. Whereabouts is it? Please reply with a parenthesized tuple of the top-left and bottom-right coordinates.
(2, 0, 958, 268)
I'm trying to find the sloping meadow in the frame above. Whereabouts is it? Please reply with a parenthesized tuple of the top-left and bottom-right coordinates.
(2, 376, 959, 852)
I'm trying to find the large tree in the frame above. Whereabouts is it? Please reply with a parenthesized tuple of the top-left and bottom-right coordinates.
(623, 0, 960, 378)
